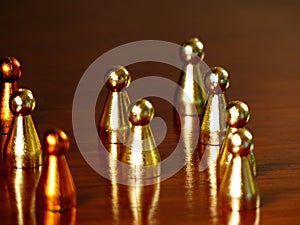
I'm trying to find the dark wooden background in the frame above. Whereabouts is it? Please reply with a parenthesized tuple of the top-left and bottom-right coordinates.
(0, 1, 300, 224)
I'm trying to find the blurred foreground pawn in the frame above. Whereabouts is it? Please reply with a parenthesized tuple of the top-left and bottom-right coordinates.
(121, 99, 160, 182)
(36, 129, 76, 211)
(174, 38, 207, 116)
(200, 67, 229, 145)
(98, 66, 131, 144)
(0, 56, 22, 134)
(217, 100, 256, 179)
(3, 88, 42, 168)
(219, 128, 260, 211)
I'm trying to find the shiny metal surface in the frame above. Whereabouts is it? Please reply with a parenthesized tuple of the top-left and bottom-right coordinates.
(98, 66, 131, 144)
(121, 99, 160, 181)
(0, 56, 21, 134)
(219, 128, 260, 211)
(3, 88, 42, 168)
(5, 167, 41, 225)
(217, 100, 251, 180)
(36, 129, 76, 212)
(174, 38, 207, 116)
(200, 67, 229, 145)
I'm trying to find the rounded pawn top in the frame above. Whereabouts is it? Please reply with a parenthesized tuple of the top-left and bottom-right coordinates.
(42, 129, 70, 155)
(226, 100, 250, 128)
(0, 56, 22, 82)
(204, 66, 230, 94)
(9, 88, 36, 116)
(228, 128, 253, 157)
(128, 98, 154, 126)
(180, 37, 205, 63)
(105, 66, 131, 92)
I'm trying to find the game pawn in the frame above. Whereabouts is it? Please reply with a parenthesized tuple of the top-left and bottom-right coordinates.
(3, 88, 43, 168)
(219, 128, 260, 211)
(174, 37, 207, 116)
(121, 98, 161, 183)
(200, 66, 229, 145)
(0, 57, 22, 157)
(217, 100, 256, 180)
(36, 129, 76, 211)
(98, 66, 131, 145)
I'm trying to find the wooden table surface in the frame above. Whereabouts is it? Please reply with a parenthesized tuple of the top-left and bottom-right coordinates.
(1, 1, 300, 224)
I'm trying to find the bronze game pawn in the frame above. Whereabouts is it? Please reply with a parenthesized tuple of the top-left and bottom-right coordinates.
(36, 129, 76, 212)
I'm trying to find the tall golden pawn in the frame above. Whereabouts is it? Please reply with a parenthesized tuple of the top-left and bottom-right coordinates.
(219, 128, 260, 211)
(200, 67, 229, 145)
(217, 100, 256, 180)
(3, 88, 43, 168)
(98, 66, 131, 144)
(0, 56, 22, 134)
(121, 99, 161, 180)
(174, 38, 207, 116)
(36, 129, 76, 211)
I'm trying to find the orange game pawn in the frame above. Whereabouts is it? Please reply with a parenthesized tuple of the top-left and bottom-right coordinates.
(36, 129, 76, 211)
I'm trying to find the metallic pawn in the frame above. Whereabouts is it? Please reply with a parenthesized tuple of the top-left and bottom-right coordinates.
(3, 88, 43, 168)
(217, 100, 256, 179)
(219, 128, 260, 211)
(121, 99, 160, 180)
(200, 66, 229, 145)
(174, 38, 207, 116)
(36, 129, 76, 211)
(0, 56, 22, 134)
(98, 66, 131, 144)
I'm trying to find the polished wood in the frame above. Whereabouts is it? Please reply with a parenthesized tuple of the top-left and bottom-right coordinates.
(1, 1, 300, 224)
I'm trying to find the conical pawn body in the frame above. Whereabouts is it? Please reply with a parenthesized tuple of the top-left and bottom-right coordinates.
(99, 90, 130, 144)
(4, 115, 42, 168)
(36, 152, 76, 211)
(36, 129, 76, 211)
(200, 93, 227, 145)
(0, 82, 18, 134)
(219, 155, 260, 211)
(174, 63, 207, 116)
(121, 125, 160, 167)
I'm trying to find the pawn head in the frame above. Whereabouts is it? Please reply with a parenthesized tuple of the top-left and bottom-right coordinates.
(128, 98, 154, 126)
(180, 37, 204, 63)
(228, 128, 253, 157)
(42, 129, 70, 155)
(204, 66, 230, 94)
(105, 66, 131, 92)
(9, 88, 36, 116)
(226, 100, 250, 128)
(0, 56, 22, 82)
